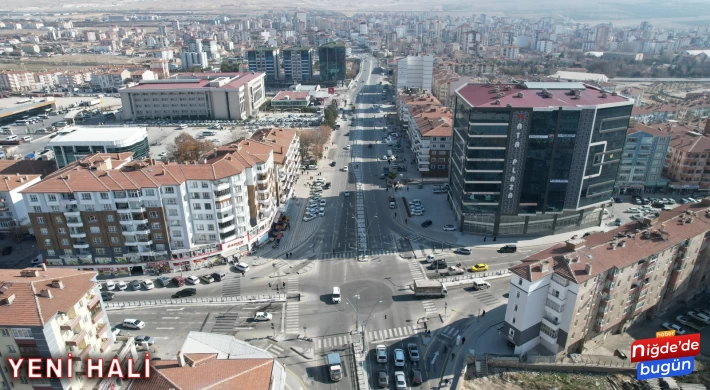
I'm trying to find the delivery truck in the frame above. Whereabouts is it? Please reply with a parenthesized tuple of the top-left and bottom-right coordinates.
(413, 279, 448, 298)
(327, 352, 343, 381)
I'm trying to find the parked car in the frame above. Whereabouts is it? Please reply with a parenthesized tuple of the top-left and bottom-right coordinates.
(105, 281, 116, 290)
(454, 248, 472, 255)
(421, 220, 433, 228)
(235, 262, 250, 272)
(131, 280, 141, 290)
(411, 369, 423, 386)
(116, 281, 128, 291)
(443, 224, 456, 231)
(101, 292, 115, 301)
(393, 349, 405, 367)
(186, 275, 200, 285)
(378, 370, 388, 388)
(470, 263, 489, 272)
(172, 288, 197, 299)
(1, 246, 12, 256)
(376, 345, 387, 363)
(134, 335, 156, 346)
(394, 371, 407, 390)
(143, 280, 155, 290)
(407, 343, 420, 361)
(200, 274, 215, 284)
(122, 318, 145, 330)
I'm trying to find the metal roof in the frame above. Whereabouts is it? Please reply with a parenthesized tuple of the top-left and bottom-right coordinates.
(523, 82, 587, 90)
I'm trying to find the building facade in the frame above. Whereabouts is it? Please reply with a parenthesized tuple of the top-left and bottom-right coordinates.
(395, 55, 434, 91)
(89, 69, 130, 92)
(119, 72, 266, 121)
(247, 48, 281, 84)
(283, 47, 314, 83)
(250, 128, 301, 204)
(180, 51, 209, 70)
(663, 121, 710, 194)
(318, 43, 346, 86)
(504, 201, 710, 356)
(0, 72, 36, 92)
(449, 82, 633, 236)
(616, 123, 671, 195)
(48, 126, 150, 168)
(406, 105, 453, 177)
(0, 266, 138, 390)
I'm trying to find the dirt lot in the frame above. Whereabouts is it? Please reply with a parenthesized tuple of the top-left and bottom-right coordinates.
(0, 54, 142, 71)
(463, 372, 634, 390)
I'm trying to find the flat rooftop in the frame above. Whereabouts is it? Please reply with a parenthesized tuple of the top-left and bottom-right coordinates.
(456, 82, 630, 109)
(122, 72, 264, 91)
(273, 91, 310, 101)
(47, 126, 147, 146)
(0, 100, 56, 120)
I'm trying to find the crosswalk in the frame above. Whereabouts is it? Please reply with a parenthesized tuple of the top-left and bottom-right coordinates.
(422, 300, 438, 316)
(408, 262, 426, 281)
(211, 312, 240, 334)
(286, 276, 299, 294)
(367, 326, 418, 342)
(319, 249, 399, 259)
(221, 276, 241, 297)
(285, 302, 300, 334)
(472, 289, 500, 307)
(263, 343, 286, 358)
(315, 334, 353, 350)
(437, 326, 460, 341)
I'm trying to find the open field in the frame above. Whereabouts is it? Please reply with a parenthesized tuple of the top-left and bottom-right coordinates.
(0, 55, 148, 71)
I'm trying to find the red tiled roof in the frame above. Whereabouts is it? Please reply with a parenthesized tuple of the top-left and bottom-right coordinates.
(511, 202, 710, 283)
(250, 128, 297, 165)
(0, 267, 97, 326)
(128, 355, 273, 390)
(273, 91, 310, 101)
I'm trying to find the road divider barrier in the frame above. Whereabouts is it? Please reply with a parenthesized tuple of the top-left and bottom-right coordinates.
(103, 294, 287, 309)
(436, 270, 512, 287)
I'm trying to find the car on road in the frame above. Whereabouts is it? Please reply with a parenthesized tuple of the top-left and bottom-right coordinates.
(344, 191, 350, 197)
(116, 281, 128, 291)
(411, 369, 423, 386)
(344, 145, 351, 150)
(111, 327, 122, 337)
(470, 263, 489, 272)
(212, 272, 226, 282)
(101, 291, 115, 301)
(394, 371, 406, 390)
(421, 220, 433, 228)
(105, 281, 116, 290)
(172, 288, 197, 299)
(378, 370, 388, 388)
(157, 151, 167, 158)
(381, 155, 388, 160)
(320, 199, 327, 206)
(186, 275, 200, 285)
(376, 345, 387, 363)
(200, 274, 215, 284)
(498, 245, 517, 253)
(254, 312, 273, 321)
(428, 260, 448, 270)
(303, 215, 316, 222)
(122, 319, 145, 330)
(454, 248, 472, 255)
(329, 161, 336, 167)
(342, 166, 348, 171)
(425, 254, 436, 263)
(134, 335, 156, 346)
(443, 224, 456, 231)
(407, 343, 420, 361)
(662, 322, 687, 335)
(1, 246, 12, 256)
(615, 218, 622, 226)
(234, 262, 250, 273)
(143, 280, 155, 290)
(131, 280, 141, 290)
(393, 349, 405, 367)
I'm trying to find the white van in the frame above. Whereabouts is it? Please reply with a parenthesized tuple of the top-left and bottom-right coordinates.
(472, 279, 491, 291)
(6, 135, 17, 141)
(22, 136, 31, 143)
(332, 287, 341, 304)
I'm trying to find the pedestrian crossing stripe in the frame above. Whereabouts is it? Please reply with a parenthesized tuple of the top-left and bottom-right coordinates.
(285, 302, 300, 333)
(367, 326, 418, 342)
(264, 343, 285, 357)
(319, 249, 399, 259)
(438, 326, 460, 340)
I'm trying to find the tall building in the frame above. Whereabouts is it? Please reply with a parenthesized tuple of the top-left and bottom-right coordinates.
(318, 43, 346, 86)
(282, 47, 314, 83)
(504, 202, 710, 356)
(0, 266, 139, 390)
(180, 51, 209, 70)
(23, 136, 287, 275)
(119, 72, 266, 121)
(395, 55, 434, 91)
(247, 48, 281, 84)
(449, 82, 633, 236)
(615, 123, 671, 195)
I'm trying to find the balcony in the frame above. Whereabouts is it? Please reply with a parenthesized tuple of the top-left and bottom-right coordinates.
(214, 189, 231, 201)
(60, 313, 82, 331)
(547, 291, 566, 305)
(91, 308, 104, 324)
(66, 218, 83, 227)
(64, 207, 81, 217)
(72, 241, 90, 249)
(88, 294, 100, 310)
(215, 202, 231, 210)
(256, 183, 270, 193)
(100, 337, 112, 353)
(215, 181, 230, 191)
(65, 329, 87, 346)
(70, 231, 86, 238)
(218, 223, 235, 234)
(62, 195, 77, 205)
(216, 212, 234, 223)
(541, 315, 560, 331)
(256, 173, 270, 184)
(539, 329, 558, 345)
(79, 345, 91, 361)
(96, 323, 108, 339)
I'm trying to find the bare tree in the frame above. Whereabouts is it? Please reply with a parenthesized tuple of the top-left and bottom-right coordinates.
(166, 133, 216, 163)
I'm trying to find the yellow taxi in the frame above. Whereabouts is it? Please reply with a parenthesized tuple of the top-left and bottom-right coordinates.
(470, 263, 489, 272)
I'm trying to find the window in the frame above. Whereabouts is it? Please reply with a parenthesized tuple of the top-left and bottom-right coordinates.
(7, 345, 16, 353)
(165, 198, 177, 205)
(202, 181, 209, 188)
(204, 203, 212, 210)
(197, 224, 204, 231)
(168, 209, 178, 216)
(172, 230, 182, 237)
(516, 291, 520, 298)
(108, 226, 117, 233)
(518, 278, 523, 285)
(154, 233, 163, 240)
(192, 203, 201, 210)
(514, 304, 518, 312)
(90, 226, 100, 234)
(173, 240, 184, 248)
(190, 182, 198, 188)
(51, 205, 60, 212)
(81, 193, 92, 200)
(113, 247, 122, 254)
(57, 228, 66, 234)
(88, 216, 97, 223)
(144, 189, 155, 196)
(92, 237, 102, 244)
(43, 238, 51, 246)
(37, 217, 45, 224)
(207, 224, 214, 231)
(61, 239, 69, 245)
(106, 215, 114, 222)
(0, 329, 8, 337)
(47, 194, 57, 202)
(40, 228, 48, 235)
(103, 204, 112, 211)
(110, 237, 120, 244)
(29, 195, 38, 202)
(155, 243, 165, 250)
(84, 205, 95, 211)
(100, 192, 109, 200)
(164, 187, 175, 194)
(96, 248, 105, 255)
(202, 192, 210, 199)
(149, 211, 158, 218)
(47, 249, 55, 256)
(12, 328, 32, 338)
(33, 206, 42, 212)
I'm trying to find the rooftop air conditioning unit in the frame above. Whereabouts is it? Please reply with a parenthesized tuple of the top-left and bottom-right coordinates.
(493, 99, 500, 105)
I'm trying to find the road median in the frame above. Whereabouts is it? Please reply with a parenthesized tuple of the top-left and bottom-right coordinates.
(104, 294, 287, 310)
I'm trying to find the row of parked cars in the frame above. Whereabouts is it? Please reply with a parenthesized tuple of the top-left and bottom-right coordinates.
(375, 344, 422, 388)
(662, 308, 710, 335)
(304, 179, 328, 221)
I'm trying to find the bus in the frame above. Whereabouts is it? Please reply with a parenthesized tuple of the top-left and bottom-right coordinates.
(14, 120, 30, 126)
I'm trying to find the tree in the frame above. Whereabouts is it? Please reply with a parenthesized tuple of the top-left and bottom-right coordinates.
(298, 125, 331, 161)
(323, 103, 338, 128)
(166, 133, 216, 163)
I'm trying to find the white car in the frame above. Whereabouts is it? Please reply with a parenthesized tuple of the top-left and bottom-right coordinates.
(123, 318, 145, 330)
(376, 345, 387, 363)
(412, 210, 423, 216)
(157, 151, 167, 158)
(116, 281, 128, 291)
(143, 280, 155, 290)
(443, 224, 456, 231)
(186, 275, 200, 285)
(319, 211, 325, 217)
(662, 321, 687, 335)
(303, 216, 316, 222)
(235, 262, 250, 273)
(381, 155, 388, 160)
(254, 312, 273, 321)
(393, 349, 405, 367)
(426, 255, 436, 263)
(344, 145, 351, 150)
(342, 166, 348, 171)
(394, 371, 406, 390)
(105, 281, 116, 290)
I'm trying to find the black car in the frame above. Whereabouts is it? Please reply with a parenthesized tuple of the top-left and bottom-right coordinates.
(498, 245, 517, 253)
(2, 246, 12, 255)
(411, 369, 423, 386)
(421, 220, 433, 228)
(429, 260, 448, 270)
(329, 161, 337, 167)
(101, 292, 115, 301)
(172, 288, 197, 299)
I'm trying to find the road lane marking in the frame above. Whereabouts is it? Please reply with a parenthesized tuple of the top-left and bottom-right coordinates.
(156, 327, 175, 330)
(161, 317, 180, 319)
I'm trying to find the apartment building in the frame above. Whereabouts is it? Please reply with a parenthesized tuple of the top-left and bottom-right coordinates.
(247, 48, 281, 84)
(0, 71, 36, 92)
(395, 55, 434, 91)
(396, 91, 442, 126)
(663, 121, 710, 194)
(90, 69, 130, 92)
(56, 72, 90, 87)
(449, 82, 633, 236)
(431, 69, 473, 110)
(504, 201, 710, 356)
(0, 266, 137, 390)
(34, 72, 58, 90)
(250, 128, 301, 203)
(406, 105, 453, 177)
(283, 46, 314, 83)
(23, 140, 279, 275)
(119, 72, 266, 121)
(0, 160, 56, 232)
(616, 123, 671, 194)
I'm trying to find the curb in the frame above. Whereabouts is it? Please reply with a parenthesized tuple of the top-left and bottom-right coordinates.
(104, 295, 286, 310)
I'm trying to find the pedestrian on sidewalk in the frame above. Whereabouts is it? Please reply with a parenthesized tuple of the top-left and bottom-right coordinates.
(289, 252, 292, 257)
(283, 281, 286, 288)
(269, 282, 272, 288)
